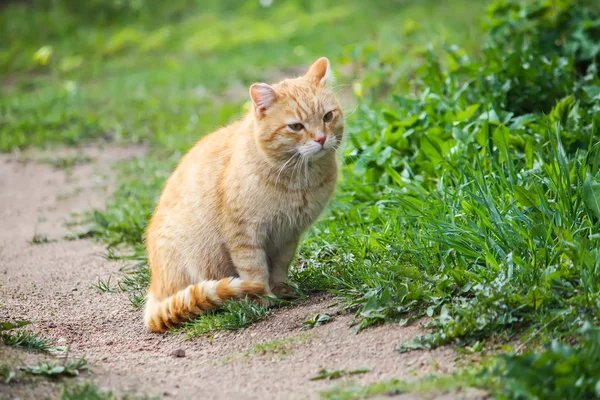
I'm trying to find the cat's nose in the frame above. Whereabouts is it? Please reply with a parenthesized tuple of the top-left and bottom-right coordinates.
(314, 135, 326, 146)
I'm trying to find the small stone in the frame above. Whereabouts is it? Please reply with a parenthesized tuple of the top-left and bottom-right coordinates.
(172, 349, 186, 358)
(47, 322, 57, 328)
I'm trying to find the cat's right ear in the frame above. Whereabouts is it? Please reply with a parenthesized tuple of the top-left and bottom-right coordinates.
(249, 83, 277, 117)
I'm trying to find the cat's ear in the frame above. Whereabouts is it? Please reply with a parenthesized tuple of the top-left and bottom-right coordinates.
(305, 57, 333, 87)
(249, 83, 277, 117)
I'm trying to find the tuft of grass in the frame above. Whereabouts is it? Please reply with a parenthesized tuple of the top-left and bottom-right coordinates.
(40, 153, 94, 170)
(1, 330, 52, 351)
(115, 254, 151, 310)
(179, 300, 271, 338)
(248, 332, 312, 357)
(61, 383, 115, 400)
(1, 320, 67, 354)
(20, 357, 88, 378)
(1, 321, 50, 351)
(29, 234, 54, 245)
(92, 275, 117, 294)
(61, 382, 157, 400)
(311, 368, 370, 381)
(0, 364, 16, 384)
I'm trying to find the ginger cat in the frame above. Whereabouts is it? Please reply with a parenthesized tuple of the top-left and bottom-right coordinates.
(144, 57, 343, 332)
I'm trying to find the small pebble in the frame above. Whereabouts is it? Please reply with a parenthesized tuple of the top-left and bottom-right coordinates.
(172, 349, 186, 358)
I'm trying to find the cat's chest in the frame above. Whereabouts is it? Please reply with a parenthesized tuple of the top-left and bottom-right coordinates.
(261, 187, 331, 242)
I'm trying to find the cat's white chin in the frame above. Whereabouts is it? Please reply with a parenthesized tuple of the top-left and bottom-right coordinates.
(307, 149, 328, 160)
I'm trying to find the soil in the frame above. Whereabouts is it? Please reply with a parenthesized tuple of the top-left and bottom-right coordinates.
(0, 145, 486, 400)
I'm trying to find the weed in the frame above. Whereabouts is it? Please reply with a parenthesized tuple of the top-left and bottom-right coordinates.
(20, 357, 88, 378)
(302, 313, 333, 330)
(0, 321, 31, 331)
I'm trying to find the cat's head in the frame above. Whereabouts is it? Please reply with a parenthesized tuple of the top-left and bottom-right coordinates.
(249, 57, 344, 163)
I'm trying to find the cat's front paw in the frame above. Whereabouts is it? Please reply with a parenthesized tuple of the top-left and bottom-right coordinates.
(270, 282, 295, 298)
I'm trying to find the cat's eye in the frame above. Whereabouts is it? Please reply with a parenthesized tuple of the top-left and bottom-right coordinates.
(323, 111, 334, 123)
(288, 123, 304, 131)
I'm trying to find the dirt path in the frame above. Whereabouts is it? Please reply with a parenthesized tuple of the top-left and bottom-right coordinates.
(0, 145, 477, 399)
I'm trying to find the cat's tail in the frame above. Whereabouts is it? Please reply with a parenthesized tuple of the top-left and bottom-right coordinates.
(144, 277, 265, 332)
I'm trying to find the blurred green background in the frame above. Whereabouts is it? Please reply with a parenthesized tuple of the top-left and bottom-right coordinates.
(0, 0, 487, 152)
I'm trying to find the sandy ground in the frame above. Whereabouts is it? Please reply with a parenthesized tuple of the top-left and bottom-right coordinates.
(0, 145, 485, 399)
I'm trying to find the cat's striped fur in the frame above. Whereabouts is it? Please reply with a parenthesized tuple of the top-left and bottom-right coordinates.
(144, 58, 343, 332)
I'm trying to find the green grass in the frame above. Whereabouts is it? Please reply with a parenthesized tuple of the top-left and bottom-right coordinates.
(61, 382, 156, 400)
(40, 152, 94, 169)
(319, 374, 477, 400)
(2, 330, 52, 351)
(61, 384, 116, 400)
(4, 0, 600, 398)
(310, 368, 370, 381)
(92, 275, 117, 294)
(178, 299, 272, 338)
(2, 0, 489, 335)
(0, 364, 16, 384)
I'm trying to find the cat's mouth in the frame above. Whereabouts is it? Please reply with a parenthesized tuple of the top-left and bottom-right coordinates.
(300, 138, 336, 159)
(306, 147, 331, 160)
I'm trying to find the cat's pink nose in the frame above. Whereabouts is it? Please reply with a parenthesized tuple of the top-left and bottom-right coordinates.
(315, 136, 326, 146)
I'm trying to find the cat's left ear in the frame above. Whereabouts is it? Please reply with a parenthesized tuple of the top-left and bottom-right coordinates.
(305, 57, 333, 87)
(249, 83, 277, 117)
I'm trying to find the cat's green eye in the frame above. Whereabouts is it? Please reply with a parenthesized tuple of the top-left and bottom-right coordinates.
(288, 123, 304, 131)
(323, 111, 334, 122)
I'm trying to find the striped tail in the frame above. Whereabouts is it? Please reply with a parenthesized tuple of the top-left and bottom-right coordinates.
(144, 277, 265, 332)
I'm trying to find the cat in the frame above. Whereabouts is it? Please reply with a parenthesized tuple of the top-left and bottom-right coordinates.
(144, 57, 343, 332)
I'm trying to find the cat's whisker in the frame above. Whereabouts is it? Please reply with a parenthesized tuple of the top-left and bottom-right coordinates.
(275, 152, 299, 185)
(291, 153, 304, 187)
(332, 146, 348, 166)
(303, 155, 309, 186)
(332, 83, 352, 93)
(343, 104, 359, 120)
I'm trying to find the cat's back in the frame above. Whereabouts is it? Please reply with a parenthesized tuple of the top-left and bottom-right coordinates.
(153, 120, 243, 223)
